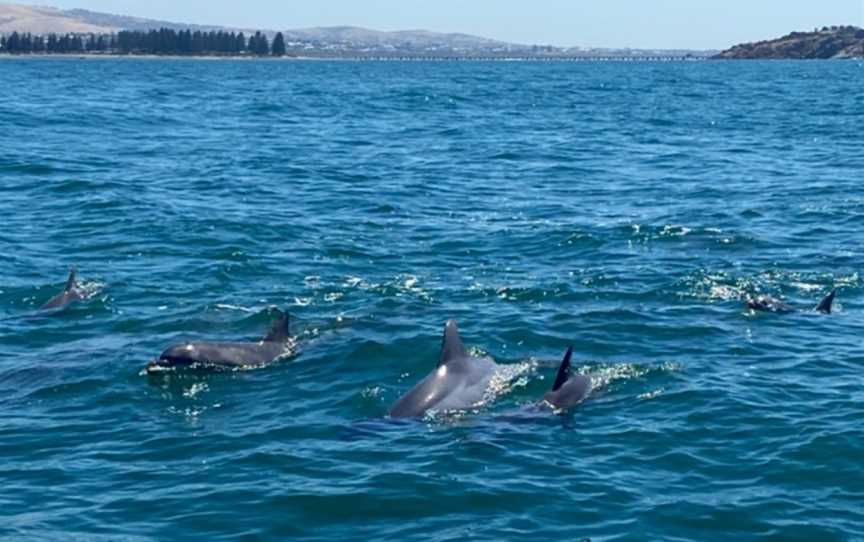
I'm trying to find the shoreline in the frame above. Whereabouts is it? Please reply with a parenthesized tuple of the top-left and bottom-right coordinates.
(0, 52, 710, 62)
(0, 53, 858, 62)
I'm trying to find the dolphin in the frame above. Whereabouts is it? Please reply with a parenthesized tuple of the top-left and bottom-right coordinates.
(147, 309, 296, 372)
(541, 346, 592, 411)
(746, 288, 837, 314)
(389, 319, 497, 418)
(40, 267, 84, 311)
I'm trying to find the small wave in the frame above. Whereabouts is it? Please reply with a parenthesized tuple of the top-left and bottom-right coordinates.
(627, 223, 753, 249)
(338, 274, 433, 302)
(246, 102, 284, 114)
(165, 404, 213, 423)
(141, 357, 279, 377)
(182, 382, 210, 398)
(343, 276, 366, 288)
(74, 280, 106, 301)
(789, 281, 822, 293)
(835, 272, 860, 287)
(638, 388, 666, 400)
(681, 271, 751, 302)
(660, 224, 691, 237)
(684, 268, 857, 306)
(467, 281, 576, 303)
(489, 151, 522, 161)
(0, 162, 59, 175)
(214, 303, 257, 313)
(209, 303, 295, 319)
(588, 360, 682, 391)
(482, 360, 538, 405)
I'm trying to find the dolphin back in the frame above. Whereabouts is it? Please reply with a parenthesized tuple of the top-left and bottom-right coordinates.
(262, 308, 290, 342)
(814, 289, 836, 314)
(148, 309, 296, 372)
(388, 372, 449, 418)
(551, 346, 573, 392)
(152, 340, 288, 370)
(64, 267, 77, 291)
(389, 319, 496, 418)
(543, 346, 591, 411)
(40, 267, 82, 311)
(438, 319, 467, 367)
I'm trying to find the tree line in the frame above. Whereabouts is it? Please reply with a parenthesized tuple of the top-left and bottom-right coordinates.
(0, 28, 289, 56)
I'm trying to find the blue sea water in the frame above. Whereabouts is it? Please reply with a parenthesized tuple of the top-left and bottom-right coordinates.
(0, 57, 863, 541)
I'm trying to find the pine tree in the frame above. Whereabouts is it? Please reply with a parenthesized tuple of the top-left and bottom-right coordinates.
(272, 32, 286, 56)
(251, 31, 269, 56)
(7, 32, 20, 53)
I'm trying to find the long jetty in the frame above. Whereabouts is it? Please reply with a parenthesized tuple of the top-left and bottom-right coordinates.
(307, 54, 705, 62)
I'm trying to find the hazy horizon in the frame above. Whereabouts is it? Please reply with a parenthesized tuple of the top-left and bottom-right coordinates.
(7, 0, 864, 49)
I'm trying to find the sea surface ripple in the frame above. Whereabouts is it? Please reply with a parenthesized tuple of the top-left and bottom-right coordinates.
(1, 58, 862, 541)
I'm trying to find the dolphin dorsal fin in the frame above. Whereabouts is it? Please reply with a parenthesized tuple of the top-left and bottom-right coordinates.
(438, 319, 467, 367)
(64, 267, 77, 291)
(263, 309, 290, 342)
(815, 289, 836, 314)
(552, 347, 573, 392)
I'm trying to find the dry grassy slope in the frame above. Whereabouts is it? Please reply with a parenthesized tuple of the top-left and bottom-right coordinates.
(0, 3, 115, 33)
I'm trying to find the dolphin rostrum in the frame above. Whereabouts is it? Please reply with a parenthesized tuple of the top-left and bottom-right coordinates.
(147, 309, 296, 372)
(389, 319, 497, 418)
(40, 267, 85, 311)
(542, 346, 592, 411)
(746, 288, 837, 314)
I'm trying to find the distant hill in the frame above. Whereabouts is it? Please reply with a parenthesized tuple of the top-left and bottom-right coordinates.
(281, 26, 510, 52)
(715, 26, 864, 59)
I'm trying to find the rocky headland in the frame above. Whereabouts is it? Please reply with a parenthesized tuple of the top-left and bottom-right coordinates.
(715, 26, 864, 59)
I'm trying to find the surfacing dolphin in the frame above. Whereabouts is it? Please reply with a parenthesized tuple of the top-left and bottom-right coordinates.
(541, 346, 592, 411)
(389, 319, 497, 418)
(147, 309, 296, 372)
(40, 267, 85, 311)
(746, 289, 836, 314)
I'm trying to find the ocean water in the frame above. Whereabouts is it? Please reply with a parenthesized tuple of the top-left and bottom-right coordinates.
(1, 58, 862, 541)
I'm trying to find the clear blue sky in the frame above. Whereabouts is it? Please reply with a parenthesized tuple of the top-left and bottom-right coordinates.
(15, 0, 864, 49)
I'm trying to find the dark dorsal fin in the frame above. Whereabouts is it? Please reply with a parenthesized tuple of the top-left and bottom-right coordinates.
(552, 346, 573, 392)
(64, 267, 77, 291)
(438, 319, 467, 367)
(815, 289, 836, 314)
(263, 309, 290, 342)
